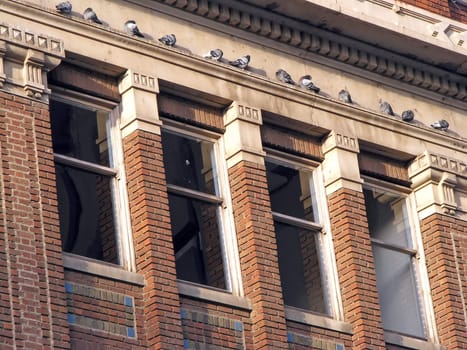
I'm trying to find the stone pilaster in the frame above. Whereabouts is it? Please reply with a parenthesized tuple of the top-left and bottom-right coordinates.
(118, 70, 184, 349)
(224, 102, 288, 350)
(409, 151, 467, 349)
(322, 131, 386, 349)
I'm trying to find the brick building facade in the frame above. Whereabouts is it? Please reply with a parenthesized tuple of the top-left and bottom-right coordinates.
(0, 0, 466, 349)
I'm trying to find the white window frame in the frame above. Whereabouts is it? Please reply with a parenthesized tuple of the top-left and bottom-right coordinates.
(362, 176, 438, 343)
(265, 148, 343, 320)
(50, 89, 135, 272)
(161, 119, 243, 296)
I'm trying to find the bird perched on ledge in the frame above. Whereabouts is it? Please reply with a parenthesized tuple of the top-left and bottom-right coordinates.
(83, 8, 102, 24)
(203, 49, 223, 61)
(124, 20, 144, 37)
(379, 99, 394, 116)
(401, 110, 414, 122)
(299, 75, 320, 93)
(338, 89, 352, 104)
(276, 69, 295, 85)
(158, 34, 177, 47)
(56, 1, 72, 14)
(229, 55, 250, 69)
(430, 119, 449, 131)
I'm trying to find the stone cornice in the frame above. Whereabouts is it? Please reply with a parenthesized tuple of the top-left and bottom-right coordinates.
(409, 151, 467, 180)
(146, 0, 467, 102)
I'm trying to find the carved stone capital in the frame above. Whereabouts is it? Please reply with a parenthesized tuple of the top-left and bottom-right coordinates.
(118, 69, 161, 138)
(0, 22, 64, 101)
(322, 131, 362, 195)
(409, 151, 467, 219)
(223, 101, 265, 168)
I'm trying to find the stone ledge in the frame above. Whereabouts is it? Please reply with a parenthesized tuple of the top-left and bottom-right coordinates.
(285, 306, 353, 335)
(384, 331, 444, 350)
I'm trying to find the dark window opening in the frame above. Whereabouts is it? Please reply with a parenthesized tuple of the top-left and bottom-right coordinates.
(51, 99, 118, 263)
(162, 129, 226, 290)
(266, 161, 327, 314)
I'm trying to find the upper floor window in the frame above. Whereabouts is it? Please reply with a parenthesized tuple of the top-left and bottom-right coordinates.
(50, 98, 132, 267)
(266, 159, 330, 314)
(162, 125, 235, 291)
(364, 186, 426, 338)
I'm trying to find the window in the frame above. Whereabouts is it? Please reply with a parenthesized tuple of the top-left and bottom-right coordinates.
(51, 98, 131, 267)
(364, 187, 426, 338)
(266, 159, 330, 314)
(162, 126, 232, 291)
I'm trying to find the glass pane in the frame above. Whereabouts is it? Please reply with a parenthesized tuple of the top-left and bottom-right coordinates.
(275, 221, 327, 314)
(373, 245, 425, 338)
(55, 163, 118, 264)
(266, 162, 315, 221)
(50, 99, 110, 167)
(364, 188, 411, 247)
(168, 193, 226, 289)
(162, 131, 217, 195)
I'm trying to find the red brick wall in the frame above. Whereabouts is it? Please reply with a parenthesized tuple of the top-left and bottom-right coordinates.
(64, 270, 146, 349)
(180, 296, 253, 349)
(0, 91, 70, 348)
(403, 0, 466, 23)
(328, 188, 386, 349)
(228, 160, 288, 350)
(420, 213, 467, 349)
(122, 129, 184, 349)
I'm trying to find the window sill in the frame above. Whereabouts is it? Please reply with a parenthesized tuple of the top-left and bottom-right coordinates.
(177, 280, 252, 311)
(384, 331, 443, 350)
(285, 306, 353, 335)
(62, 253, 145, 286)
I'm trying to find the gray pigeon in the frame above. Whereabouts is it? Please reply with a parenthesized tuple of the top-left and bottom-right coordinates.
(203, 49, 223, 61)
(379, 100, 394, 116)
(299, 75, 320, 93)
(124, 20, 144, 37)
(83, 8, 102, 24)
(430, 119, 449, 131)
(229, 55, 250, 69)
(338, 89, 352, 104)
(276, 69, 295, 85)
(158, 34, 176, 46)
(56, 1, 72, 14)
(401, 110, 414, 122)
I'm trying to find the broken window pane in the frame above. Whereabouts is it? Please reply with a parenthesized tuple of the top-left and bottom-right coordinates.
(266, 162, 315, 221)
(275, 222, 326, 313)
(364, 188, 425, 338)
(162, 131, 217, 195)
(51, 99, 119, 264)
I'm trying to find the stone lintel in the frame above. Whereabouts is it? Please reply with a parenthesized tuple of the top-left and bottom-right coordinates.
(322, 131, 363, 195)
(118, 69, 161, 137)
(223, 101, 265, 168)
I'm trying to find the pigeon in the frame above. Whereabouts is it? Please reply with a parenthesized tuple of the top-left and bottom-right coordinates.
(203, 49, 223, 61)
(229, 55, 250, 69)
(401, 110, 414, 122)
(338, 89, 352, 104)
(430, 119, 449, 131)
(56, 1, 72, 14)
(299, 75, 320, 93)
(124, 20, 144, 38)
(275, 69, 295, 85)
(83, 8, 102, 24)
(158, 34, 176, 46)
(379, 99, 394, 116)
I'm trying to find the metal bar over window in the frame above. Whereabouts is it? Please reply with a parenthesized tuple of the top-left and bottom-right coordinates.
(54, 153, 117, 176)
(272, 212, 322, 232)
(167, 184, 223, 204)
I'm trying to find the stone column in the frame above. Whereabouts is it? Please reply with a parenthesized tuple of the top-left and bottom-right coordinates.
(223, 102, 288, 350)
(409, 151, 467, 350)
(0, 24, 70, 349)
(322, 131, 386, 349)
(118, 70, 184, 349)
